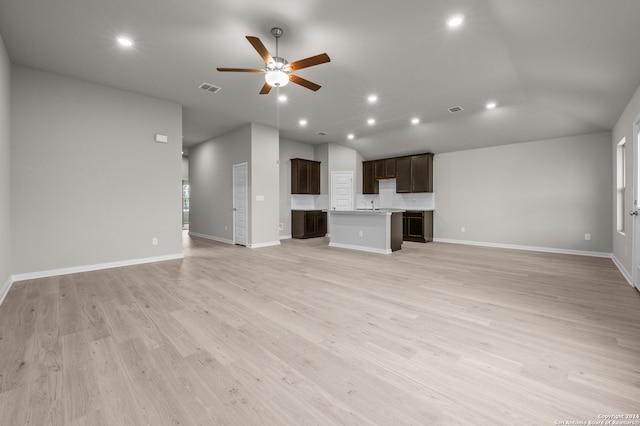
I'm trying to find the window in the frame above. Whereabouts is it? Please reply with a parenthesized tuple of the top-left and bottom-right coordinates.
(617, 138, 626, 234)
(182, 181, 190, 212)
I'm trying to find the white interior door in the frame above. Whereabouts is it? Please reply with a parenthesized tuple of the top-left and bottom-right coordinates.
(233, 162, 248, 246)
(331, 172, 353, 211)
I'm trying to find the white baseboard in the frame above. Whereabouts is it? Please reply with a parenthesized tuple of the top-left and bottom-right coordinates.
(189, 232, 234, 245)
(248, 241, 281, 249)
(279, 234, 292, 240)
(0, 276, 13, 306)
(611, 254, 633, 286)
(433, 238, 612, 258)
(329, 242, 391, 255)
(10, 253, 184, 283)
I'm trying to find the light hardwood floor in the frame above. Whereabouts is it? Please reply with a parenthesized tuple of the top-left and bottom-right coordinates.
(1, 233, 639, 425)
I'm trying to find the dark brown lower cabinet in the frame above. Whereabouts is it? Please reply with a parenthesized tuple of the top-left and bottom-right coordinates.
(402, 210, 433, 243)
(292, 210, 327, 239)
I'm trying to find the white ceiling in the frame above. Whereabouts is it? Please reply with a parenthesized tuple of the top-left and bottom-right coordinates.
(1, 0, 639, 158)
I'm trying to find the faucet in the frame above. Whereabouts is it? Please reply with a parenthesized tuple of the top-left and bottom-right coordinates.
(371, 197, 378, 210)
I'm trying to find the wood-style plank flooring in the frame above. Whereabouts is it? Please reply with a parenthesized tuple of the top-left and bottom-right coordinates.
(1, 233, 639, 425)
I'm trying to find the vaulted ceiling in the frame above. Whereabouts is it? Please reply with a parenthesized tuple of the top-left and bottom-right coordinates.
(1, 0, 639, 158)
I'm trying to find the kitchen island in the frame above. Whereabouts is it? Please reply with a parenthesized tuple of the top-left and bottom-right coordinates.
(329, 209, 404, 254)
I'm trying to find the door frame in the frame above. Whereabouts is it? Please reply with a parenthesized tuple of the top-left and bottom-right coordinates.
(232, 162, 248, 246)
(632, 115, 640, 289)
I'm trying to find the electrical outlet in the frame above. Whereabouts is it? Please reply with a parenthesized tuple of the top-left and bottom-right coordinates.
(585, 233, 591, 241)
(152, 237, 158, 245)
(225, 226, 228, 232)
(461, 227, 466, 233)
(359, 230, 363, 237)
(278, 223, 284, 230)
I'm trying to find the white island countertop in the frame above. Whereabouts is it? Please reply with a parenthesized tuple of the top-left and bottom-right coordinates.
(329, 209, 404, 254)
(330, 208, 405, 215)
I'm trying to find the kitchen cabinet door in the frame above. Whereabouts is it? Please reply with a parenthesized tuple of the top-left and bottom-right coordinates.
(292, 210, 326, 238)
(411, 154, 432, 193)
(402, 211, 433, 243)
(291, 158, 321, 194)
(395, 157, 412, 192)
(363, 161, 378, 194)
(374, 160, 385, 179)
(309, 161, 321, 194)
(384, 158, 396, 178)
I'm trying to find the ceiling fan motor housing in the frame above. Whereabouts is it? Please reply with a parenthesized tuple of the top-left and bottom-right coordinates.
(267, 56, 289, 71)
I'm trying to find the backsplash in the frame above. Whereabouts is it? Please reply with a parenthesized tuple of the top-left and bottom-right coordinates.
(291, 194, 329, 210)
(358, 179, 435, 210)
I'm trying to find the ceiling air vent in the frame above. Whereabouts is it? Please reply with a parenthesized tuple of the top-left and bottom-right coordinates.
(199, 83, 222, 93)
(448, 106, 463, 113)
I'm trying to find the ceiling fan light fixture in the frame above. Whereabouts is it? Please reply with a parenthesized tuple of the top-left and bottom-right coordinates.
(447, 14, 465, 28)
(265, 70, 289, 87)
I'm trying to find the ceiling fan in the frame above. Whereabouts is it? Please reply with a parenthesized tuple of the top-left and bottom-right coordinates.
(217, 27, 330, 95)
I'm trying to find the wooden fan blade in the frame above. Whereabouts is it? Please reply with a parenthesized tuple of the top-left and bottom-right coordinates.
(288, 53, 330, 71)
(217, 67, 265, 73)
(289, 74, 321, 91)
(246, 36, 274, 65)
(259, 82, 272, 95)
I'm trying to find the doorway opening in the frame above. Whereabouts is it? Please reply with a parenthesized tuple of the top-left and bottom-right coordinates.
(182, 180, 190, 230)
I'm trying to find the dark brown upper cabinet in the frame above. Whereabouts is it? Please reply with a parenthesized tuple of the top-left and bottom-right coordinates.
(393, 153, 434, 193)
(363, 160, 379, 194)
(363, 153, 433, 194)
(410, 154, 433, 193)
(291, 158, 321, 195)
(395, 157, 412, 192)
(375, 158, 396, 179)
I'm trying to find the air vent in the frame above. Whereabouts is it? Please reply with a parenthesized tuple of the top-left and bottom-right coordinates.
(199, 83, 222, 93)
(448, 106, 464, 113)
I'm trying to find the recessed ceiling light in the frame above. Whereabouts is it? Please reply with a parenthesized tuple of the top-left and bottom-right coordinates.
(486, 101, 497, 109)
(117, 36, 134, 48)
(278, 95, 287, 102)
(447, 15, 465, 28)
(299, 119, 307, 126)
(347, 133, 355, 140)
(367, 94, 378, 103)
(411, 117, 420, 125)
(367, 118, 376, 125)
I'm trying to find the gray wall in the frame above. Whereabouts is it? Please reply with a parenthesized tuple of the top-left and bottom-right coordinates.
(434, 132, 612, 253)
(0, 34, 10, 292)
(189, 124, 251, 243)
(11, 66, 183, 275)
(314, 144, 329, 195)
(250, 123, 280, 246)
(612, 82, 640, 276)
(189, 123, 280, 247)
(182, 156, 189, 180)
(279, 138, 314, 238)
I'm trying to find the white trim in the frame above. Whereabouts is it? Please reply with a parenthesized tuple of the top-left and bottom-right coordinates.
(189, 232, 234, 245)
(10, 253, 184, 283)
(433, 238, 611, 258)
(279, 234, 292, 240)
(611, 254, 633, 286)
(329, 242, 391, 254)
(0, 276, 13, 306)
(248, 241, 281, 249)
